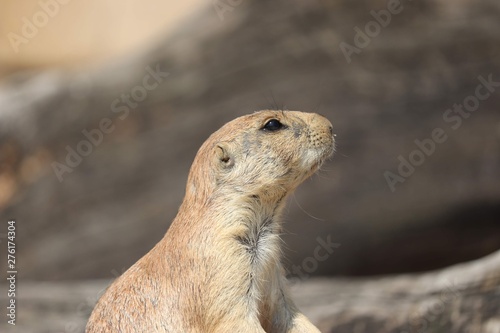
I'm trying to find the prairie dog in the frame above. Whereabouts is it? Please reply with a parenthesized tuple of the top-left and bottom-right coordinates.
(86, 110, 335, 333)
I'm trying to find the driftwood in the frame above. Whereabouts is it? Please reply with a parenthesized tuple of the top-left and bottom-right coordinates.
(298, 250, 500, 333)
(1, 250, 498, 333)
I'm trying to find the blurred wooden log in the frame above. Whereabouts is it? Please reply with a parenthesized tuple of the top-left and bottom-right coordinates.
(1, 250, 498, 333)
(297, 249, 500, 333)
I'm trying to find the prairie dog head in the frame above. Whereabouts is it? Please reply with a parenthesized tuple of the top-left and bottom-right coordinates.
(186, 110, 335, 204)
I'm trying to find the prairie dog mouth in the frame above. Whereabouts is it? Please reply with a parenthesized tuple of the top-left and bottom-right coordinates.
(300, 142, 335, 172)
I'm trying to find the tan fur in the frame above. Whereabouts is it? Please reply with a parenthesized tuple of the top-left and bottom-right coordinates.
(86, 110, 335, 333)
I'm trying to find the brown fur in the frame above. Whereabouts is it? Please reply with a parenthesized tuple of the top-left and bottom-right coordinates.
(86, 110, 335, 333)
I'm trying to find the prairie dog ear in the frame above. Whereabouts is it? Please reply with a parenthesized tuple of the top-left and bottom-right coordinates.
(215, 143, 234, 168)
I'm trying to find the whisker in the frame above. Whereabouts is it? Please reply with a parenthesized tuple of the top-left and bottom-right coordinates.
(292, 193, 325, 222)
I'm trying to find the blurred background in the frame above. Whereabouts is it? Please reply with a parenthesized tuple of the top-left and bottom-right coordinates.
(0, 0, 499, 332)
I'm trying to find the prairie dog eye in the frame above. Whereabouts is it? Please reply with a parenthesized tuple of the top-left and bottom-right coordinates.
(262, 119, 284, 131)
